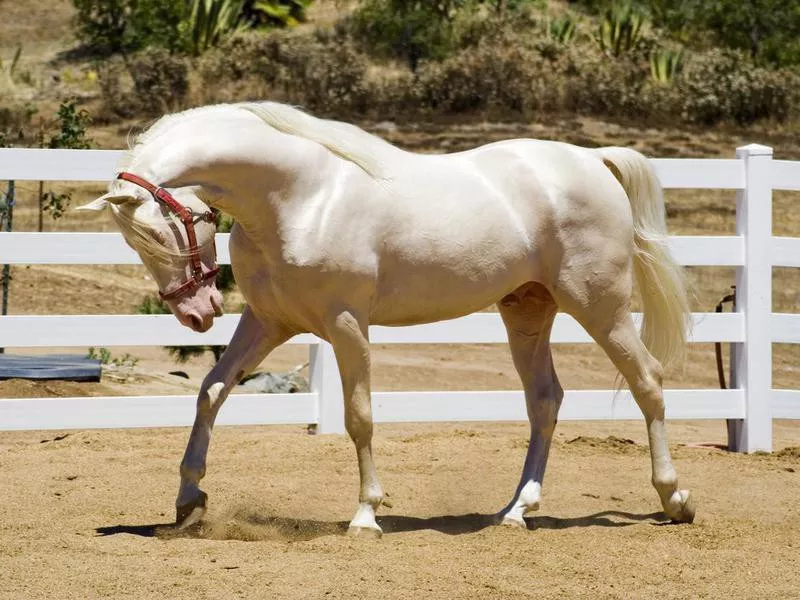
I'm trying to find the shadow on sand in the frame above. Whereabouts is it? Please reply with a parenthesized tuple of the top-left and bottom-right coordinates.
(95, 509, 669, 542)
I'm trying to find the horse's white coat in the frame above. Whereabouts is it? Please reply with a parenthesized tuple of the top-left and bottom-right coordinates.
(81, 102, 695, 533)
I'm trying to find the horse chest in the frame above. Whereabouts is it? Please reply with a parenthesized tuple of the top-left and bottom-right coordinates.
(230, 225, 377, 333)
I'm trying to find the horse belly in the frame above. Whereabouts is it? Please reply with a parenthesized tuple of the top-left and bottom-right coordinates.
(370, 250, 537, 326)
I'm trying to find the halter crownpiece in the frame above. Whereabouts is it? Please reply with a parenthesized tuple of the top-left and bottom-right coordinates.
(116, 172, 220, 301)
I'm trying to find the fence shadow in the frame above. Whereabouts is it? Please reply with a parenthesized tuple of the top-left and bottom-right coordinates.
(95, 509, 669, 541)
(528, 510, 669, 530)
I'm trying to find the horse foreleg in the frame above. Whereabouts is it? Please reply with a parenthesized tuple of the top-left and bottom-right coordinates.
(496, 285, 562, 527)
(175, 307, 290, 528)
(327, 309, 384, 538)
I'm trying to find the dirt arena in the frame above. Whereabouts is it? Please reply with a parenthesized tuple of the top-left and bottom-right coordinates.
(1, 420, 798, 599)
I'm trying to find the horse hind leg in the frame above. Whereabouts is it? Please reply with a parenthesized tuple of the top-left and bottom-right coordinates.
(497, 283, 563, 527)
(553, 275, 695, 523)
(326, 309, 384, 538)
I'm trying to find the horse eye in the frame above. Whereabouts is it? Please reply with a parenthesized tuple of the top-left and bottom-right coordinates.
(151, 230, 169, 246)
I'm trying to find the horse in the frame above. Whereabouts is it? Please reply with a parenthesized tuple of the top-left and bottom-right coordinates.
(78, 101, 695, 536)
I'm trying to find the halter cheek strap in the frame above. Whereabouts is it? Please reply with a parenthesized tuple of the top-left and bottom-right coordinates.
(117, 172, 220, 301)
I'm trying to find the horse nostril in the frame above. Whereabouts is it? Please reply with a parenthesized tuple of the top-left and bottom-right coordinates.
(188, 314, 203, 331)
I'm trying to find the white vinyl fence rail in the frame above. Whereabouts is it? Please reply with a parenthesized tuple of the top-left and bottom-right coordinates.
(0, 145, 798, 452)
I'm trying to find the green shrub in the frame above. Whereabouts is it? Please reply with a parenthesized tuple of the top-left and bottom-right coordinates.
(415, 42, 548, 116)
(198, 32, 280, 85)
(562, 47, 647, 118)
(73, 0, 311, 57)
(72, 0, 188, 55)
(200, 31, 369, 113)
(0, 104, 37, 147)
(284, 35, 369, 112)
(97, 57, 137, 119)
(678, 49, 797, 125)
(128, 48, 190, 116)
(348, 0, 467, 71)
(362, 67, 417, 117)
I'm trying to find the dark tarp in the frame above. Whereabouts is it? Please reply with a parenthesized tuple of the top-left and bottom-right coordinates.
(0, 354, 102, 382)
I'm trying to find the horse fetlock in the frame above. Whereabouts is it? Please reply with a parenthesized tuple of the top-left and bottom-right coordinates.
(180, 462, 205, 483)
(652, 468, 678, 498)
(360, 485, 384, 509)
(518, 480, 542, 512)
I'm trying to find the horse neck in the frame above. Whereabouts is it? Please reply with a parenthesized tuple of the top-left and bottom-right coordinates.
(136, 124, 326, 236)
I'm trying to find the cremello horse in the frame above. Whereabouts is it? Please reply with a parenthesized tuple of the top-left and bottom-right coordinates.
(80, 102, 695, 535)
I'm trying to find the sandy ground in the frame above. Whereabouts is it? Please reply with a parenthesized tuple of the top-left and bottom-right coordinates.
(1, 420, 798, 599)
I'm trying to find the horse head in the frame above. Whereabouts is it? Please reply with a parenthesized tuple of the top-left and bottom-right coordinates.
(78, 176, 223, 333)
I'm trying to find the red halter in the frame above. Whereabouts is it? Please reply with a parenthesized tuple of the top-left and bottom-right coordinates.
(117, 172, 220, 301)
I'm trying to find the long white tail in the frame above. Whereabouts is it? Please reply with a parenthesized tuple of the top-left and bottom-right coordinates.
(594, 146, 691, 368)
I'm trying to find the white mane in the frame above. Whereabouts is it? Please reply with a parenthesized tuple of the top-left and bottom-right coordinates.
(121, 101, 397, 180)
(239, 101, 396, 179)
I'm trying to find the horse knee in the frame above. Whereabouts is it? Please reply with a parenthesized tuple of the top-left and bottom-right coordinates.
(345, 407, 374, 444)
(197, 381, 226, 416)
(652, 465, 678, 495)
(527, 378, 562, 434)
(343, 386, 374, 439)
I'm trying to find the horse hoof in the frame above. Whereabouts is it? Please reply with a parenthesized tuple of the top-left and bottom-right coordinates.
(176, 490, 208, 529)
(347, 525, 383, 539)
(665, 489, 695, 524)
(672, 490, 696, 524)
(499, 514, 527, 528)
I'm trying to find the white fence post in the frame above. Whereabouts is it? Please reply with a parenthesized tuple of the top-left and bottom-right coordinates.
(729, 144, 773, 452)
(308, 341, 345, 434)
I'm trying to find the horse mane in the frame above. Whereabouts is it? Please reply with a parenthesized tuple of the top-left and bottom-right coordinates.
(239, 101, 395, 179)
(122, 102, 395, 180)
(110, 202, 192, 263)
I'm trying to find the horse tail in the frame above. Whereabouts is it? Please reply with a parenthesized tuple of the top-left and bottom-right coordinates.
(594, 146, 691, 369)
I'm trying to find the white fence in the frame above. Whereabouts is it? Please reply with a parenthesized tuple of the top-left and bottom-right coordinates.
(0, 145, 798, 452)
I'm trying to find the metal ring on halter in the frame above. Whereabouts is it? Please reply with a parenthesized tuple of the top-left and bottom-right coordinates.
(116, 172, 220, 301)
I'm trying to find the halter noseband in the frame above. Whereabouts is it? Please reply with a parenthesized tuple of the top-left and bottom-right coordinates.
(117, 172, 220, 301)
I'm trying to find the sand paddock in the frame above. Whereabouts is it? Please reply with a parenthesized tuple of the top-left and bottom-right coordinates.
(1, 419, 798, 599)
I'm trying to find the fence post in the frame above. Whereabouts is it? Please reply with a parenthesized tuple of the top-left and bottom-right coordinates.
(0, 181, 15, 354)
(728, 144, 773, 453)
(309, 340, 345, 434)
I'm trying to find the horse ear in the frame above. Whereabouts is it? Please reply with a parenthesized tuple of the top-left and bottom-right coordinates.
(75, 194, 134, 211)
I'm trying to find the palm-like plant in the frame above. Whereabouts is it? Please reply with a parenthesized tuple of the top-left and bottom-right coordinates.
(249, 0, 312, 27)
(547, 14, 578, 45)
(650, 47, 685, 83)
(0, 47, 22, 92)
(597, 0, 646, 57)
(185, 0, 248, 55)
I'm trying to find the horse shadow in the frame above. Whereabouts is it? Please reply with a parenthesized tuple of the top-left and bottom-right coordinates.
(95, 510, 669, 542)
